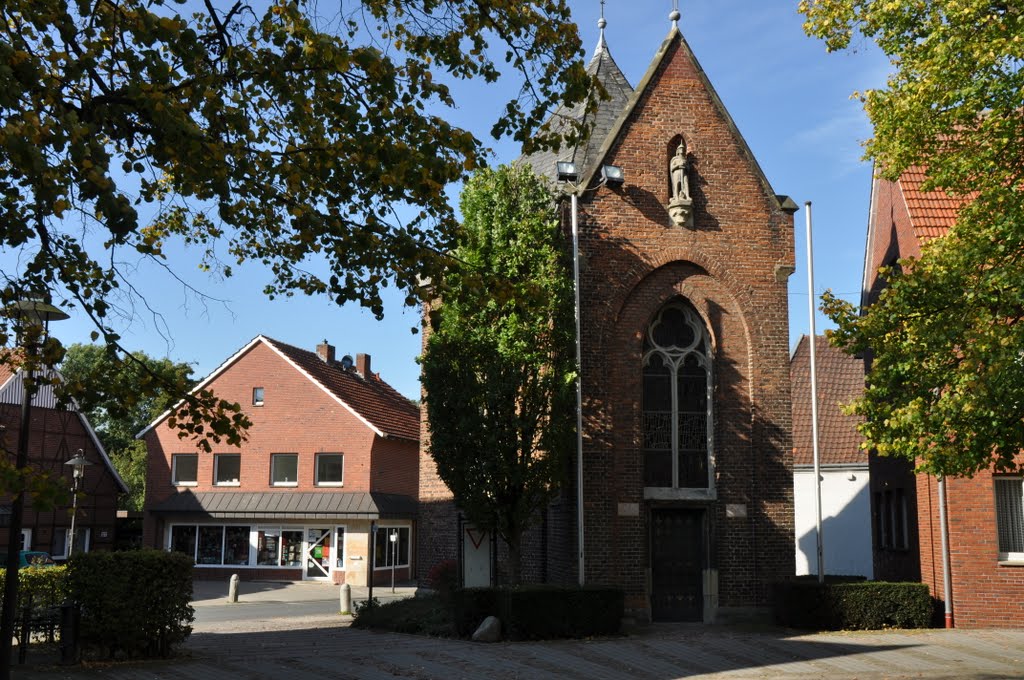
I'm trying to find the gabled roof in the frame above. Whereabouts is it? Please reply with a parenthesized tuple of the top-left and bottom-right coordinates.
(518, 35, 634, 182)
(790, 335, 866, 467)
(0, 362, 129, 493)
(138, 335, 419, 442)
(898, 165, 971, 240)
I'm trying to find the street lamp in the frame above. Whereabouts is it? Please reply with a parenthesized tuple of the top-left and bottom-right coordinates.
(1, 297, 68, 680)
(64, 451, 93, 558)
(556, 161, 624, 587)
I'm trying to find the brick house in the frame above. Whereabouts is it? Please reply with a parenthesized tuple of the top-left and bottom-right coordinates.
(140, 336, 419, 585)
(790, 335, 872, 579)
(418, 17, 797, 622)
(1, 362, 127, 558)
(863, 168, 1024, 626)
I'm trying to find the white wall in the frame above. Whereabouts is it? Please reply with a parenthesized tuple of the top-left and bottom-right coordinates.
(794, 465, 873, 579)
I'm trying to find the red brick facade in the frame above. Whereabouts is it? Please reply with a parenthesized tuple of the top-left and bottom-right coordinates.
(864, 172, 1024, 627)
(142, 337, 418, 584)
(916, 472, 1024, 627)
(417, 28, 796, 622)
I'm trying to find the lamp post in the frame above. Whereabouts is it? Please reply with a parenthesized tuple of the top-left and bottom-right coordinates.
(389, 529, 397, 593)
(64, 451, 93, 558)
(1, 298, 68, 680)
(556, 161, 624, 587)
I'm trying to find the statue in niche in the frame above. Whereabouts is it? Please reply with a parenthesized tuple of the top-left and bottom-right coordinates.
(668, 137, 694, 228)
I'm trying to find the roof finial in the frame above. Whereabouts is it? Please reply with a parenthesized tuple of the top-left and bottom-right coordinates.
(670, 0, 680, 29)
(596, 0, 607, 52)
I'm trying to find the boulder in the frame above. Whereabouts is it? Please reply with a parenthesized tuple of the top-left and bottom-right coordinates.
(471, 616, 502, 642)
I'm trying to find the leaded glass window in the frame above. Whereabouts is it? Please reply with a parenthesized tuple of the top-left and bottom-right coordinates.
(643, 302, 712, 489)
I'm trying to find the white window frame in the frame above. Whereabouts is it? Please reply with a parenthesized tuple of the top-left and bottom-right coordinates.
(373, 524, 411, 571)
(253, 386, 265, 406)
(171, 453, 198, 486)
(995, 476, 1024, 563)
(270, 453, 299, 487)
(213, 453, 241, 486)
(52, 527, 90, 559)
(315, 453, 344, 487)
(334, 525, 347, 569)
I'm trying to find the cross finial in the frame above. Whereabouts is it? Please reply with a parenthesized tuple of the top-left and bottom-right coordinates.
(670, 0, 680, 29)
(596, 0, 607, 51)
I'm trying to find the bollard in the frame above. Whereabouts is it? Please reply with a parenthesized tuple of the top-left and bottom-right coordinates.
(228, 573, 240, 603)
(59, 601, 80, 665)
(340, 583, 351, 614)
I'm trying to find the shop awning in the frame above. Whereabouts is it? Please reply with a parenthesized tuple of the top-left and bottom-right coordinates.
(149, 491, 416, 520)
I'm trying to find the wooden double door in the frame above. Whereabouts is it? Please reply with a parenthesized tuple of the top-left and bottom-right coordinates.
(650, 508, 706, 622)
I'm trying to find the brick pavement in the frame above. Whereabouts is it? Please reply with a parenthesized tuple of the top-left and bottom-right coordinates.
(12, 618, 1024, 680)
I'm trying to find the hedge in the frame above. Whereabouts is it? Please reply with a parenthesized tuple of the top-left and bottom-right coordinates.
(0, 565, 69, 612)
(450, 585, 624, 640)
(65, 550, 194, 658)
(774, 580, 932, 630)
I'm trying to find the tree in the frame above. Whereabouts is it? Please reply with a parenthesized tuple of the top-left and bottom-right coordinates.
(0, 0, 595, 448)
(420, 164, 575, 583)
(800, 1, 1024, 476)
(60, 343, 197, 510)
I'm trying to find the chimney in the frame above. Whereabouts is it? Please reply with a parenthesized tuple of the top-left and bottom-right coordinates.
(316, 340, 335, 364)
(356, 352, 371, 378)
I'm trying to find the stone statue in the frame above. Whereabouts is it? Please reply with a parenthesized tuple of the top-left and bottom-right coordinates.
(670, 140, 690, 202)
(667, 137, 694, 227)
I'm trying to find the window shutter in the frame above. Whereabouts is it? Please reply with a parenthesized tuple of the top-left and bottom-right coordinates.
(995, 478, 1024, 554)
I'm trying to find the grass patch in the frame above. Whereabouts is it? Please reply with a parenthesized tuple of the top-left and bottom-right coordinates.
(350, 595, 456, 637)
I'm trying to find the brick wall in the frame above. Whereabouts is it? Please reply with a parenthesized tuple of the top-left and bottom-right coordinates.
(918, 471, 1024, 627)
(142, 340, 406, 547)
(572, 35, 795, 616)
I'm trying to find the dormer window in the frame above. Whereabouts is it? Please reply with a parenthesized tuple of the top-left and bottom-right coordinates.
(253, 387, 265, 406)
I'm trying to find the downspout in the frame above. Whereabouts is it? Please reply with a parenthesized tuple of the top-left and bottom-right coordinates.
(937, 477, 954, 628)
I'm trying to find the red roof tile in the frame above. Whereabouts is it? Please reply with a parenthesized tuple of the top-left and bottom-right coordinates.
(263, 337, 420, 442)
(898, 166, 972, 240)
(791, 335, 866, 466)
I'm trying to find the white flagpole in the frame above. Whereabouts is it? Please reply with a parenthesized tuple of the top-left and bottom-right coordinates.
(805, 201, 825, 583)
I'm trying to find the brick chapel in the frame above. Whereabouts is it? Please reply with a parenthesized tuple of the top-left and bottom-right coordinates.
(418, 10, 797, 623)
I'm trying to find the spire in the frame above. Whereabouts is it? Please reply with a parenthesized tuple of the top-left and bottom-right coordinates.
(670, 0, 680, 29)
(596, 0, 607, 53)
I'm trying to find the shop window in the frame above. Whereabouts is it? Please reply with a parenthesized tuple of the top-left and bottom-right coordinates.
(172, 454, 198, 486)
(214, 454, 240, 486)
(223, 526, 251, 565)
(995, 477, 1024, 561)
(52, 527, 90, 559)
(315, 453, 344, 486)
(642, 301, 712, 490)
(170, 525, 197, 558)
(197, 526, 224, 564)
(271, 453, 298, 486)
(374, 526, 410, 569)
(281, 530, 303, 567)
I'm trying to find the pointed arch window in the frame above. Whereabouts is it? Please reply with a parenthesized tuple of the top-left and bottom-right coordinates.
(643, 301, 713, 490)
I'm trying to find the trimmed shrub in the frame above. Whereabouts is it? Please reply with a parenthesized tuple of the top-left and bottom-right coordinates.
(0, 565, 68, 611)
(774, 580, 931, 630)
(427, 559, 459, 601)
(66, 549, 194, 658)
(351, 594, 456, 637)
(451, 585, 624, 640)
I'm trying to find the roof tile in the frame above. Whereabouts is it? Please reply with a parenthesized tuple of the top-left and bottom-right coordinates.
(791, 335, 866, 466)
(263, 337, 419, 442)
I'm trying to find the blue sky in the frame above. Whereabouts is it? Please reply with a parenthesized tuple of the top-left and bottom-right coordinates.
(23, 2, 890, 400)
